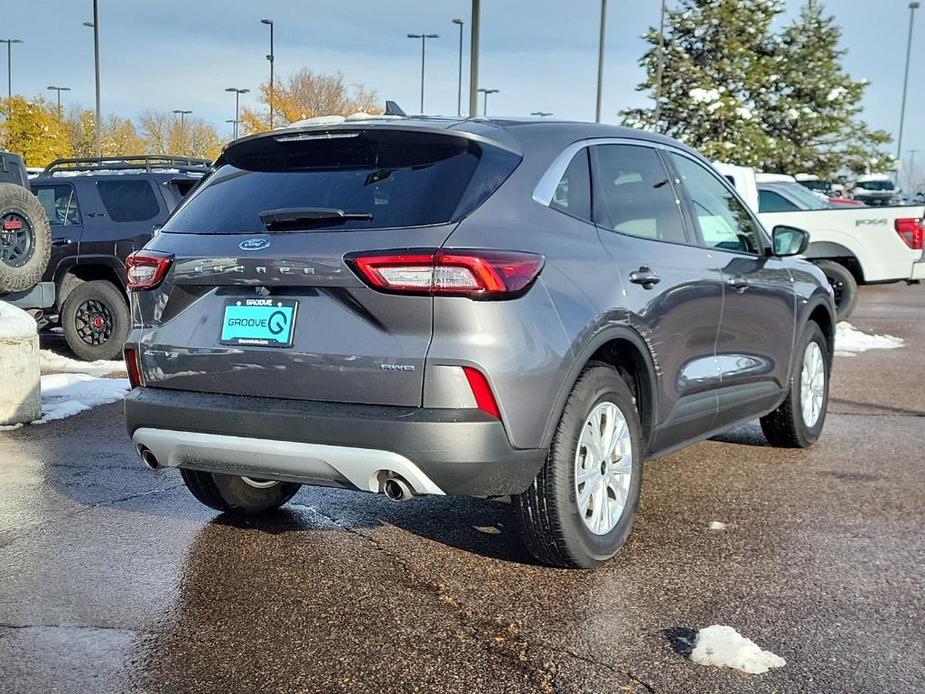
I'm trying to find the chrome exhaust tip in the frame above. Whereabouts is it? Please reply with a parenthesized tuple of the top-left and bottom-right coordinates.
(138, 446, 160, 470)
(382, 476, 413, 501)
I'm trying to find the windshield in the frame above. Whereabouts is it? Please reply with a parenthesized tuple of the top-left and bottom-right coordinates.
(855, 180, 894, 192)
(800, 180, 830, 193)
(163, 129, 520, 233)
(779, 183, 829, 210)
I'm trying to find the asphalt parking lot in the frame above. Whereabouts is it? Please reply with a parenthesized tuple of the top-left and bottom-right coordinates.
(1, 283, 923, 693)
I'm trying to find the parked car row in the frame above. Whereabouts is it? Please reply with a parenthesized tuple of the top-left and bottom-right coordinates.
(0, 154, 208, 359)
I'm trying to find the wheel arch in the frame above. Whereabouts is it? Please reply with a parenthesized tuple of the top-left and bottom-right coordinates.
(58, 261, 127, 307)
(544, 326, 658, 455)
(805, 243, 865, 283)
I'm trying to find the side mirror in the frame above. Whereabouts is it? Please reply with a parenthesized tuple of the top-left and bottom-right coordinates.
(771, 225, 810, 257)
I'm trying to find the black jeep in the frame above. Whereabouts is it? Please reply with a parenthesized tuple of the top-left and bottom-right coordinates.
(28, 156, 208, 360)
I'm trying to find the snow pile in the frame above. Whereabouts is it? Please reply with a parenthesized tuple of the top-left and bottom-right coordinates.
(690, 625, 786, 674)
(708, 521, 727, 530)
(40, 349, 126, 378)
(33, 373, 129, 424)
(0, 301, 37, 339)
(835, 322, 903, 357)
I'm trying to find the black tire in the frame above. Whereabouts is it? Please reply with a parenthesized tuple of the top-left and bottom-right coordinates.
(760, 322, 830, 448)
(61, 279, 130, 361)
(0, 183, 52, 293)
(181, 469, 301, 515)
(513, 363, 643, 569)
(815, 260, 857, 321)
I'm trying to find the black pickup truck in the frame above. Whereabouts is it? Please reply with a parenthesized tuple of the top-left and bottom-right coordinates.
(2, 155, 208, 360)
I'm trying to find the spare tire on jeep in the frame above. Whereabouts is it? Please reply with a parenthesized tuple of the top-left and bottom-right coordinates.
(0, 183, 52, 293)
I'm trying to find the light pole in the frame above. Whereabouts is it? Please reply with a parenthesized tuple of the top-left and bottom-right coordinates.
(83, 6, 101, 157)
(0, 39, 23, 119)
(261, 19, 275, 129)
(469, 0, 480, 118)
(452, 18, 464, 117)
(477, 88, 498, 116)
(530, 111, 553, 117)
(407, 32, 439, 114)
(595, 0, 607, 123)
(897, 1, 920, 161)
(46, 85, 71, 120)
(225, 87, 249, 139)
(654, 0, 667, 131)
(225, 119, 238, 141)
(172, 109, 192, 127)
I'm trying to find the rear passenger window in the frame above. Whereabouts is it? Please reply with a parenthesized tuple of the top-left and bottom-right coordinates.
(34, 185, 81, 226)
(670, 154, 765, 254)
(758, 190, 798, 213)
(592, 145, 687, 243)
(96, 180, 161, 222)
(549, 149, 592, 222)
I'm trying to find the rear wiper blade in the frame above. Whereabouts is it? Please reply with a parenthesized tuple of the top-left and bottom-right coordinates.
(259, 207, 373, 229)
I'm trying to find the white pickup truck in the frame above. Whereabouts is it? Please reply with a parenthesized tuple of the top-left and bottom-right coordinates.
(716, 163, 925, 319)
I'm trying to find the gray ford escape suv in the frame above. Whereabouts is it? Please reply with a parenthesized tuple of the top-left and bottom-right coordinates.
(123, 117, 835, 568)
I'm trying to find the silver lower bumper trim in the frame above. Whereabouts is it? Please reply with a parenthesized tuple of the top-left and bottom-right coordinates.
(132, 428, 445, 496)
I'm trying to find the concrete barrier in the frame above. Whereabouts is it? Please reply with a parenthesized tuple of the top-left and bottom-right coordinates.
(0, 301, 41, 426)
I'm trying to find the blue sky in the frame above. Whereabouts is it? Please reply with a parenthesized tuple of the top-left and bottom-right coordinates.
(4, 0, 923, 174)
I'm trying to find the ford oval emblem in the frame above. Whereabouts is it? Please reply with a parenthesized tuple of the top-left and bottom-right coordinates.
(239, 238, 270, 251)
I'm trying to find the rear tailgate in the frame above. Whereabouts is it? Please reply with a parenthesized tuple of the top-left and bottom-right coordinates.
(131, 125, 521, 407)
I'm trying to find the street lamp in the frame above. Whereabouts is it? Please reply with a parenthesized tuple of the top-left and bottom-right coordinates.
(654, 0, 668, 132)
(225, 87, 249, 139)
(530, 111, 553, 117)
(477, 88, 498, 116)
(595, 0, 607, 123)
(261, 19, 275, 129)
(172, 109, 192, 126)
(452, 18, 464, 117)
(897, 1, 920, 161)
(83, 5, 102, 158)
(225, 119, 238, 141)
(0, 39, 24, 119)
(407, 32, 439, 114)
(469, 0, 481, 118)
(46, 85, 72, 120)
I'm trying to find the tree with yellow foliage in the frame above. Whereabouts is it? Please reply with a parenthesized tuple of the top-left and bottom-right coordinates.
(64, 110, 144, 158)
(138, 110, 223, 160)
(0, 96, 71, 167)
(240, 69, 381, 134)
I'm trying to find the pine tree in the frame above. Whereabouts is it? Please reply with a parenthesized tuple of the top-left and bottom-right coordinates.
(622, 0, 891, 176)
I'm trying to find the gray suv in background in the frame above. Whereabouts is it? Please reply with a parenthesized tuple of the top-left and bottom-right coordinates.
(123, 118, 835, 568)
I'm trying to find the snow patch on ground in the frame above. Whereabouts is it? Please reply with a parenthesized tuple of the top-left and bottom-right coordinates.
(690, 625, 786, 674)
(40, 350, 126, 378)
(0, 301, 37, 339)
(835, 322, 903, 357)
(33, 373, 129, 424)
(708, 521, 727, 530)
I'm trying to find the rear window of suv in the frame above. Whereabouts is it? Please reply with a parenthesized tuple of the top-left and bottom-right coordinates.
(163, 129, 521, 233)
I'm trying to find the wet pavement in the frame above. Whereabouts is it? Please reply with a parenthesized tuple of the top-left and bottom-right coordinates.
(1, 283, 923, 693)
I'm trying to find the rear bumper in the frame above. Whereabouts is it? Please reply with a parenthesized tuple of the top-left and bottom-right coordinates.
(912, 260, 925, 281)
(124, 387, 546, 497)
(0, 282, 55, 310)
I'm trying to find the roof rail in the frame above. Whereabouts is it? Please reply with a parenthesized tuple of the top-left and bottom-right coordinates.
(42, 155, 211, 176)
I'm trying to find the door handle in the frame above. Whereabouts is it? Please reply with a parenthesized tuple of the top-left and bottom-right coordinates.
(51, 238, 73, 247)
(628, 266, 661, 289)
(726, 276, 749, 293)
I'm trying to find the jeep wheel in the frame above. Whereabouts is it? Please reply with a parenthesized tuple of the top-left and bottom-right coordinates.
(760, 322, 830, 448)
(815, 260, 857, 321)
(513, 363, 643, 569)
(0, 183, 52, 293)
(181, 469, 301, 514)
(61, 279, 130, 361)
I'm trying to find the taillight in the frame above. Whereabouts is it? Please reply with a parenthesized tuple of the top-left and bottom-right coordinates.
(462, 366, 501, 419)
(126, 250, 174, 290)
(895, 218, 925, 250)
(346, 249, 544, 299)
(124, 347, 144, 388)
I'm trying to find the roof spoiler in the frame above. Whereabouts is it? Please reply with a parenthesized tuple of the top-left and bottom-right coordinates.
(384, 100, 406, 117)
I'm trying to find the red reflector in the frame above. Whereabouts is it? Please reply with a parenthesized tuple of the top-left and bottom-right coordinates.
(895, 218, 925, 250)
(462, 366, 501, 419)
(346, 249, 544, 299)
(124, 347, 143, 388)
(126, 250, 174, 290)
(2, 219, 23, 231)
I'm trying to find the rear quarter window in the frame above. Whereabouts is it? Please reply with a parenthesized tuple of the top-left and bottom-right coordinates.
(96, 180, 161, 222)
(164, 129, 520, 233)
